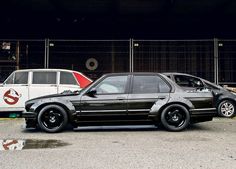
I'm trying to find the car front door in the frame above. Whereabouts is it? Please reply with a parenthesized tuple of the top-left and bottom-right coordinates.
(80, 75, 129, 117)
(0, 71, 29, 111)
(127, 75, 170, 117)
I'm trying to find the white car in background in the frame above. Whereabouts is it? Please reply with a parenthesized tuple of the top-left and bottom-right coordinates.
(0, 69, 92, 115)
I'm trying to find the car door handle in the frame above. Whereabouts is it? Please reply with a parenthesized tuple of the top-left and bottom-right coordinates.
(116, 97, 126, 100)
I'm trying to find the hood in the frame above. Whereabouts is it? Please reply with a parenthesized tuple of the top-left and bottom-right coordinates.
(26, 90, 80, 104)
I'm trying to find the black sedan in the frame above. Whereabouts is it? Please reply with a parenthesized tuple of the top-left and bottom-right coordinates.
(163, 72, 236, 118)
(23, 73, 216, 133)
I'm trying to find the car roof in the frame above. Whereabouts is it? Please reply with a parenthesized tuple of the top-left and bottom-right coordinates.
(103, 72, 163, 76)
(13, 69, 77, 73)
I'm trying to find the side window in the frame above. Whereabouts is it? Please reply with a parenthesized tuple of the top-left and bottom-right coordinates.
(60, 72, 78, 85)
(33, 72, 57, 84)
(132, 75, 170, 94)
(4, 72, 28, 84)
(4, 73, 14, 84)
(174, 75, 204, 88)
(95, 76, 128, 94)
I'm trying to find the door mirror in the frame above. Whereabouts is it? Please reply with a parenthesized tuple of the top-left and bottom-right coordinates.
(86, 88, 97, 97)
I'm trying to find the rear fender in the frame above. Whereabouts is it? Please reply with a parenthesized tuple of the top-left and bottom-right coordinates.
(149, 95, 194, 117)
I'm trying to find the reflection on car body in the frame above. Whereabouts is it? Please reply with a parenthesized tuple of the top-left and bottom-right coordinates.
(23, 73, 216, 133)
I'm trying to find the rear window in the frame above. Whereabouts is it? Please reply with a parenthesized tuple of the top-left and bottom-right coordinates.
(60, 72, 78, 85)
(33, 72, 57, 84)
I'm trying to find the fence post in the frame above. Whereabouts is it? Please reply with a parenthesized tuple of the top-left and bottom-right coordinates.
(16, 41, 20, 70)
(44, 38, 49, 68)
(214, 38, 219, 84)
(129, 38, 134, 72)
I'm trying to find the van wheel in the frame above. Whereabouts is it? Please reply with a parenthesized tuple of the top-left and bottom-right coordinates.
(161, 104, 190, 131)
(37, 105, 68, 133)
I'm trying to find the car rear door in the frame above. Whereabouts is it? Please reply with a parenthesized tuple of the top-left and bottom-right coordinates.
(127, 74, 170, 116)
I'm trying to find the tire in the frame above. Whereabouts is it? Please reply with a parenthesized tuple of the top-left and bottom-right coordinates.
(161, 104, 190, 131)
(218, 100, 235, 118)
(37, 105, 68, 133)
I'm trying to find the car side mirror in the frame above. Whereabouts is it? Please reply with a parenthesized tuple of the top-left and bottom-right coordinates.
(86, 88, 97, 97)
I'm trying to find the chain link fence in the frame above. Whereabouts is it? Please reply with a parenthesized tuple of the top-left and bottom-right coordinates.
(0, 39, 236, 86)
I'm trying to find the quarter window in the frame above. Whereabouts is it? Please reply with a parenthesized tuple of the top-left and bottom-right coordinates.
(33, 72, 57, 84)
(4, 72, 28, 84)
(132, 75, 170, 94)
(95, 76, 128, 94)
(60, 72, 78, 85)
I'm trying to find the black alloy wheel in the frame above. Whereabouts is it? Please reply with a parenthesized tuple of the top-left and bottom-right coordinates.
(161, 104, 190, 131)
(37, 105, 68, 133)
(218, 100, 235, 118)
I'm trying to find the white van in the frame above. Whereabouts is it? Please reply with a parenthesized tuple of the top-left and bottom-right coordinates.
(0, 69, 92, 113)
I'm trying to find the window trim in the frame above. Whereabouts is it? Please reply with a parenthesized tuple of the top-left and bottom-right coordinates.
(32, 71, 57, 85)
(92, 75, 130, 95)
(130, 74, 171, 94)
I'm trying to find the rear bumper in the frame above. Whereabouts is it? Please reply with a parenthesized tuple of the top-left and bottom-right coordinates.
(190, 108, 216, 123)
(190, 108, 216, 117)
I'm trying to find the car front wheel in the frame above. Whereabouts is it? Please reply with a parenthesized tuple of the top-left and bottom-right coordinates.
(161, 104, 190, 131)
(218, 100, 235, 118)
(37, 105, 68, 133)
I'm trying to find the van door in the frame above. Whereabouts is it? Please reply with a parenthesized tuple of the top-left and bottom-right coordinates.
(0, 71, 29, 112)
(29, 71, 58, 99)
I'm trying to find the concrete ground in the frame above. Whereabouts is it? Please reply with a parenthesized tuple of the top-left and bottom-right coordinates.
(0, 117, 236, 169)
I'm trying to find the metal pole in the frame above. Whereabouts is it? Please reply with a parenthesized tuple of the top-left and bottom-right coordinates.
(16, 41, 20, 70)
(129, 39, 134, 72)
(214, 38, 219, 84)
(47, 39, 50, 68)
(44, 39, 47, 68)
(44, 39, 49, 68)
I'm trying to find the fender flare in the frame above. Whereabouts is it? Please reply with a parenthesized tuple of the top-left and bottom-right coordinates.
(149, 96, 194, 118)
(29, 98, 76, 121)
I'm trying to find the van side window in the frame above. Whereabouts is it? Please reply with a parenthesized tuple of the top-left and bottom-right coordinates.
(60, 72, 78, 85)
(33, 72, 57, 84)
(5, 72, 28, 84)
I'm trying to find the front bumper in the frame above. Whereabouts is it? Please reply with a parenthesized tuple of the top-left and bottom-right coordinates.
(22, 111, 37, 119)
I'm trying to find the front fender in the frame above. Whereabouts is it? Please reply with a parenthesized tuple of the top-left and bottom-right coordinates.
(29, 98, 76, 120)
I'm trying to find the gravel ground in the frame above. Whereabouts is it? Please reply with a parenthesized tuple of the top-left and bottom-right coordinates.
(0, 117, 236, 169)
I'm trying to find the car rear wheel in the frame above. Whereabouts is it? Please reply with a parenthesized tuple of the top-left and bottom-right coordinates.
(161, 104, 190, 131)
(37, 105, 68, 133)
(218, 100, 235, 118)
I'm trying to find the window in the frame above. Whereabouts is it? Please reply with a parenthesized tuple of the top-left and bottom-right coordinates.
(174, 75, 204, 88)
(33, 72, 57, 84)
(132, 75, 170, 94)
(4, 72, 28, 84)
(95, 76, 128, 94)
(60, 72, 77, 85)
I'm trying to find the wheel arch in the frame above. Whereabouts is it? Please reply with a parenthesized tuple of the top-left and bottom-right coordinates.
(34, 101, 75, 123)
(150, 101, 192, 121)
